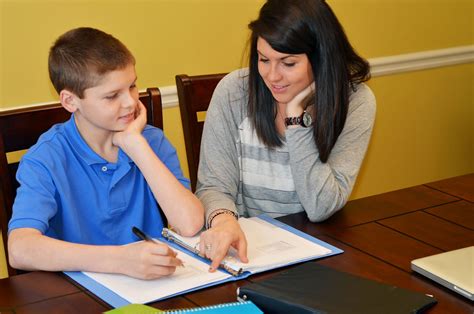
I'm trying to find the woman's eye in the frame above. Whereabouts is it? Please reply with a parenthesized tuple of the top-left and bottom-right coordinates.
(283, 62, 296, 67)
(105, 94, 118, 100)
(130, 84, 137, 89)
(259, 58, 269, 64)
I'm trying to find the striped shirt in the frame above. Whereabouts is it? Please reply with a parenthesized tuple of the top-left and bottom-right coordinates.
(197, 68, 376, 222)
(237, 117, 303, 218)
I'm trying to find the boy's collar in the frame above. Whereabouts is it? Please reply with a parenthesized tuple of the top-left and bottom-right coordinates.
(66, 114, 133, 165)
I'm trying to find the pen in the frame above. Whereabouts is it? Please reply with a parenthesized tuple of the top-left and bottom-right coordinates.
(132, 226, 158, 243)
(132, 226, 184, 267)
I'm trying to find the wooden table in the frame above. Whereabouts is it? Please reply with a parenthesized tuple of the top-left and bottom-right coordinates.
(1, 174, 473, 313)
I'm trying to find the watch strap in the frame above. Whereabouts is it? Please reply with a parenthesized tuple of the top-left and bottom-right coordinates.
(284, 112, 304, 127)
(285, 116, 302, 126)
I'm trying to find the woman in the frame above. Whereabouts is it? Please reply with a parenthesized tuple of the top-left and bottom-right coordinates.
(197, 0, 376, 271)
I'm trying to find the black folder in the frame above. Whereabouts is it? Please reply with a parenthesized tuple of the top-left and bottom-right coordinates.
(238, 263, 437, 314)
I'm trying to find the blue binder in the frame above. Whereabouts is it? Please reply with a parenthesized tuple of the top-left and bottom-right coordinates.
(65, 214, 343, 308)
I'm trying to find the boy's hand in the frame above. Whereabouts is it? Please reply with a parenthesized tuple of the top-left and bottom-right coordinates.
(120, 240, 184, 280)
(285, 81, 315, 117)
(112, 100, 147, 150)
(199, 214, 248, 272)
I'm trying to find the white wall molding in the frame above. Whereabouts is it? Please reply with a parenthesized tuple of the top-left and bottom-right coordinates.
(154, 45, 474, 108)
(160, 85, 179, 108)
(370, 45, 474, 77)
(2, 45, 473, 111)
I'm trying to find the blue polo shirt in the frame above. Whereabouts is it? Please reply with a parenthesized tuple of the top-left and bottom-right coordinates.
(8, 115, 189, 245)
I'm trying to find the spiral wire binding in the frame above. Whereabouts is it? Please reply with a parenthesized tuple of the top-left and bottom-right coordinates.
(164, 301, 257, 313)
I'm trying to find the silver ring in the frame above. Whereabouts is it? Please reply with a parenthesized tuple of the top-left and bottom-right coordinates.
(205, 243, 212, 251)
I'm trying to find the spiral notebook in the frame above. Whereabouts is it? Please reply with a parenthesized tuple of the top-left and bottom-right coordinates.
(164, 301, 262, 313)
(105, 301, 262, 314)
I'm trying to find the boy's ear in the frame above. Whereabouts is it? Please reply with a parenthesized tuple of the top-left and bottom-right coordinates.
(59, 90, 79, 113)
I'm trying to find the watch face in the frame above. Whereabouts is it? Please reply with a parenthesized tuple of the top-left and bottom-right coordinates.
(302, 111, 312, 127)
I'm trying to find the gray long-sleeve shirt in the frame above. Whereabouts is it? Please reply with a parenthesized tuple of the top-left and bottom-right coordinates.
(196, 68, 376, 223)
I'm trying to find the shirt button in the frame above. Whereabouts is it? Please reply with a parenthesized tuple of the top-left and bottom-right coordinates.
(101, 166, 108, 172)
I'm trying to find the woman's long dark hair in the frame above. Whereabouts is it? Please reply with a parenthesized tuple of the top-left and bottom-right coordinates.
(248, 0, 370, 162)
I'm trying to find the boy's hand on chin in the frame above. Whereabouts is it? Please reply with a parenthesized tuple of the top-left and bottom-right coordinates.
(113, 101, 147, 149)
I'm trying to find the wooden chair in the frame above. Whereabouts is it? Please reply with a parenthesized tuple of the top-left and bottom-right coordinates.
(175, 73, 227, 191)
(0, 87, 162, 276)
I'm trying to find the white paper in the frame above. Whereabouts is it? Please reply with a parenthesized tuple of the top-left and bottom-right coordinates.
(230, 217, 331, 272)
(170, 217, 331, 273)
(84, 250, 229, 304)
(82, 216, 332, 304)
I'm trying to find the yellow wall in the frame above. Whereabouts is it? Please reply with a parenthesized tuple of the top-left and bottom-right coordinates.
(0, 237, 5, 279)
(1, 0, 265, 106)
(331, 0, 473, 56)
(353, 63, 473, 198)
(0, 0, 473, 278)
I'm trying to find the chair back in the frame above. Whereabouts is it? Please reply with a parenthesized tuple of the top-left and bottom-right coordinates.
(0, 87, 162, 276)
(175, 73, 226, 191)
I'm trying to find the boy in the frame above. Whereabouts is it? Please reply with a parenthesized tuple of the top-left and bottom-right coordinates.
(8, 27, 204, 280)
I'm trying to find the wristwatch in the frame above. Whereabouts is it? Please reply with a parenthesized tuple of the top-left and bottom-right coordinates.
(285, 111, 312, 127)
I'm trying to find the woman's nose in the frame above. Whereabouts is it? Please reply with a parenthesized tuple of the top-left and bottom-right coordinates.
(267, 64, 282, 82)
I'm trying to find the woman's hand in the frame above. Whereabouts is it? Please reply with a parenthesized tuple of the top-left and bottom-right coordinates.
(198, 214, 248, 272)
(285, 81, 315, 117)
(119, 240, 184, 280)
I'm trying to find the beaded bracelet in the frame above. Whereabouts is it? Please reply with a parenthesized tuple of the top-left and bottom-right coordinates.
(207, 209, 238, 229)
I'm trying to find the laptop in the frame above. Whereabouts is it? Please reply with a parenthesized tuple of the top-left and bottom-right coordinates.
(411, 246, 473, 301)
